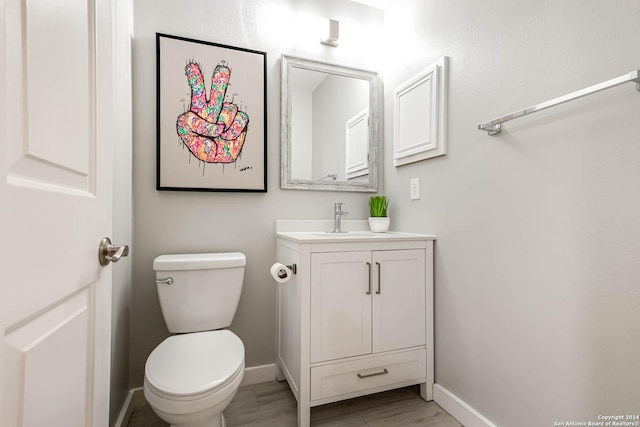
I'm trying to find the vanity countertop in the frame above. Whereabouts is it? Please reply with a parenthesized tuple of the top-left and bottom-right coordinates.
(276, 230, 436, 243)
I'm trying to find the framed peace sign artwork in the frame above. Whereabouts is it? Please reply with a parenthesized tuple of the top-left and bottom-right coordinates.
(156, 33, 267, 192)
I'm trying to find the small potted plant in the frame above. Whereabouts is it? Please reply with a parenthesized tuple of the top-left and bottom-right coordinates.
(368, 196, 390, 232)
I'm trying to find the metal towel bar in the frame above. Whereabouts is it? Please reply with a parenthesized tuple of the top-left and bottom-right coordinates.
(478, 70, 640, 135)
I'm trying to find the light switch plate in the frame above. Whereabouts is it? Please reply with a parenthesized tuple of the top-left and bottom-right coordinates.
(410, 178, 420, 200)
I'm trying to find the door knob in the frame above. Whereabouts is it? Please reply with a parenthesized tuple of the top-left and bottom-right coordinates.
(98, 237, 130, 266)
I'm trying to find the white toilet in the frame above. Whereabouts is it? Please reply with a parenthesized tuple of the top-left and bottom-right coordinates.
(144, 252, 246, 427)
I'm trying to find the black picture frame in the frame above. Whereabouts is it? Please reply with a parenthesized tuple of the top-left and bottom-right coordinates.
(156, 33, 267, 192)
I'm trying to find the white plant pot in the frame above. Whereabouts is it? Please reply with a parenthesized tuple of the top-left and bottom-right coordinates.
(368, 217, 390, 233)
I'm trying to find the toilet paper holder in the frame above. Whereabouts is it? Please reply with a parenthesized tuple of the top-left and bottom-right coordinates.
(270, 263, 297, 283)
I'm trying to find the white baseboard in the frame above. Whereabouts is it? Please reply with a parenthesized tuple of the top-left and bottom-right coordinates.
(241, 363, 278, 387)
(434, 383, 497, 427)
(113, 387, 142, 427)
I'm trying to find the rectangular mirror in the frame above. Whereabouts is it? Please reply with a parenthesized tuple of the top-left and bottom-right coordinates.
(280, 54, 380, 192)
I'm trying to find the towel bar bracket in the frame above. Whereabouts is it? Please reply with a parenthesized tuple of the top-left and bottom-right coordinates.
(479, 123, 502, 135)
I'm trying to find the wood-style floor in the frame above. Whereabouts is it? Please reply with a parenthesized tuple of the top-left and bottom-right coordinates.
(128, 381, 463, 427)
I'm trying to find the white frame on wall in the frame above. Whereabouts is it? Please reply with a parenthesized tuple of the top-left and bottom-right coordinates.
(345, 108, 369, 180)
(393, 56, 448, 167)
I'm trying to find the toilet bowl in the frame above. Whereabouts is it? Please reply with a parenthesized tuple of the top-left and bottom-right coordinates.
(144, 330, 244, 427)
(144, 253, 246, 427)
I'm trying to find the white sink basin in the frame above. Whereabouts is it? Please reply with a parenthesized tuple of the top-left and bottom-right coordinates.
(312, 231, 382, 237)
(276, 230, 435, 243)
(275, 220, 436, 243)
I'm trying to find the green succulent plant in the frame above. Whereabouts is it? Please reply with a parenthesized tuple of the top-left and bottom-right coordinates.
(369, 196, 389, 217)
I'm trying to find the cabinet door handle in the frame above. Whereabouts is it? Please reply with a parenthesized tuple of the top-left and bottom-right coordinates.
(365, 262, 371, 295)
(376, 262, 381, 294)
(357, 368, 388, 379)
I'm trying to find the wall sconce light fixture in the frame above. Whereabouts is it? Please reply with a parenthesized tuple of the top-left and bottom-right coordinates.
(320, 19, 339, 47)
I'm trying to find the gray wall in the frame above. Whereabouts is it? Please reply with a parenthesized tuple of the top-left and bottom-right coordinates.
(291, 90, 313, 179)
(382, 1, 640, 425)
(110, 0, 133, 424)
(312, 74, 369, 180)
(131, 0, 383, 386)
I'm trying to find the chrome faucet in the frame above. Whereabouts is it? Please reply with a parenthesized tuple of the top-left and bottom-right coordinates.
(332, 202, 349, 233)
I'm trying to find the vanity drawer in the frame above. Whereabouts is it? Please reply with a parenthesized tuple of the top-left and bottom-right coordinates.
(310, 349, 426, 401)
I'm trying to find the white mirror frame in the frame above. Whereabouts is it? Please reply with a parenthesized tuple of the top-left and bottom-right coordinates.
(280, 54, 380, 192)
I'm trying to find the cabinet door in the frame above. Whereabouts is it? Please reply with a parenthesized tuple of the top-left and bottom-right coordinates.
(311, 251, 372, 362)
(372, 249, 426, 353)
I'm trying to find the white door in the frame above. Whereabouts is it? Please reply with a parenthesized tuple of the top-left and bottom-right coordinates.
(1, 1, 122, 426)
(372, 249, 426, 353)
(310, 251, 372, 362)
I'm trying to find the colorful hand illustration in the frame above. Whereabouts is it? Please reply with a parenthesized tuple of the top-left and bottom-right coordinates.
(176, 62, 249, 164)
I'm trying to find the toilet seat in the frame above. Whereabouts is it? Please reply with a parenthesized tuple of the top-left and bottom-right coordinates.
(145, 330, 244, 397)
(144, 365, 243, 417)
(144, 330, 245, 417)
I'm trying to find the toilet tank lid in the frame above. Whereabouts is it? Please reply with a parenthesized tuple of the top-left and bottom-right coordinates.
(153, 253, 246, 271)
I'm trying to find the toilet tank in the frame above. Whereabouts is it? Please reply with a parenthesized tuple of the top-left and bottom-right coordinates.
(153, 253, 246, 333)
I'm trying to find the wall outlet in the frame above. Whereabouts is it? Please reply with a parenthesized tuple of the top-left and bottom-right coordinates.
(410, 178, 420, 200)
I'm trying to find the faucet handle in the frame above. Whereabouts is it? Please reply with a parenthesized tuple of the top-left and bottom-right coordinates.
(335, 203, 349, 215)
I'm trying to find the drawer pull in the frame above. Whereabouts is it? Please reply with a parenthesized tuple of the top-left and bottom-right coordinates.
(357, 368, 389, 379)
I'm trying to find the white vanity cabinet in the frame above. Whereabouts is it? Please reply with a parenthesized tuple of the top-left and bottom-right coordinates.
(310, 249, 426, 362)
(275, 230, 435, 427)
